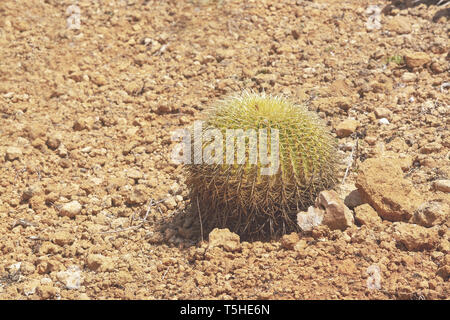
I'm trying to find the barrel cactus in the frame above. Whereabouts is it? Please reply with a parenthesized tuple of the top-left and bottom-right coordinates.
(184, 91, 339, 239)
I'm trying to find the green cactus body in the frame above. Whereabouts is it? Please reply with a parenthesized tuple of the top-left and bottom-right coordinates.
(185, 92, 338, 239)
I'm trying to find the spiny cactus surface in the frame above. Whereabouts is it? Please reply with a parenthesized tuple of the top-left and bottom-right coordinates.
(185, 92, 339, 239)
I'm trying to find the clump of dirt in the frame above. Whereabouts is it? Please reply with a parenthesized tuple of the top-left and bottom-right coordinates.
(0, 0, 448, 300)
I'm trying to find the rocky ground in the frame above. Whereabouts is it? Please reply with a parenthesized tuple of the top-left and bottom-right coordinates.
(0, 0, 449, 300)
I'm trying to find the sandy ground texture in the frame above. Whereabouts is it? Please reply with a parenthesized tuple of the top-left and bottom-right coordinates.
(0, 0, 449, 300)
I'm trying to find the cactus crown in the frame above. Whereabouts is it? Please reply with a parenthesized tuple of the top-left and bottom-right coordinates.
(185, 91, 339, 239)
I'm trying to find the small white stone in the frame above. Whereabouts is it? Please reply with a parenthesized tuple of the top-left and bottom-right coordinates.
(8, 262, 21, 274)
(379, 118, 390, 125)
(3, 92, 14, 99)
(297, 206, 324, 231)
(56, 265, 82, 290)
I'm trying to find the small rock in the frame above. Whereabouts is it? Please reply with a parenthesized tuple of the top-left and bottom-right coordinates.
(411, 201, 449, 227)
(436, 266, 450, 281)
(356, 157, 423, 221)
(90, 73, 107, 86)
(57, 144, 68, 157)
(53, 230, 75, 246)
(365, 136, 377, 146)
(374, 107, 391, 119)
(280, 232, 300, 250)
(37, 285, 59, 299)
(31, 138, 45, 149)
(430, 61, 445, 74)
(46, 134, 62, 150)
(433, 180, 450, 193)
(354, 204, 382, 227)
(344, 189, 364, 209)
(156, 103, 173, 114)
(439, 238, 450, 253)
(80, 146, 92, 153)
(315, 190, 354, 231)
(20, 261, 36, 275)
(208, 228, 241, 252)
(391, 222, 439, 251)
(59, 158, 71, 168)
(163, 197, 177, 210)
(22, 184, 43, 201)
(126, 185, 148, 205)
(419, 142, 442, 154)
(401, 72, 417, 83)
(5, 146, 22, 161)
(335, 119, 359, 138)
(385, 16, 412, 34)
(126, 168, 143, 180)
(56, 265, 82, 290)
(294, 240, 307, 252)
(378, 118, 390, 125)
(297, 206, 324, 231)
(73, 118, 88, 131)
(85, 254, 115, 272)
(404, 52, 431, 69)
(59, 201, 82, 218)
(8, 262, 21, 275)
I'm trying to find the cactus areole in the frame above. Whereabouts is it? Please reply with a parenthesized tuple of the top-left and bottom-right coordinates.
(184, 92, 339, 239)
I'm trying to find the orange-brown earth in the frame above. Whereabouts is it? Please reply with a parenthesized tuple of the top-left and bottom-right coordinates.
(0, 0, 448, 300)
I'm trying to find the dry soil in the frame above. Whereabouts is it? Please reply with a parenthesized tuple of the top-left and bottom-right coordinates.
(0, 0, 449, 300)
